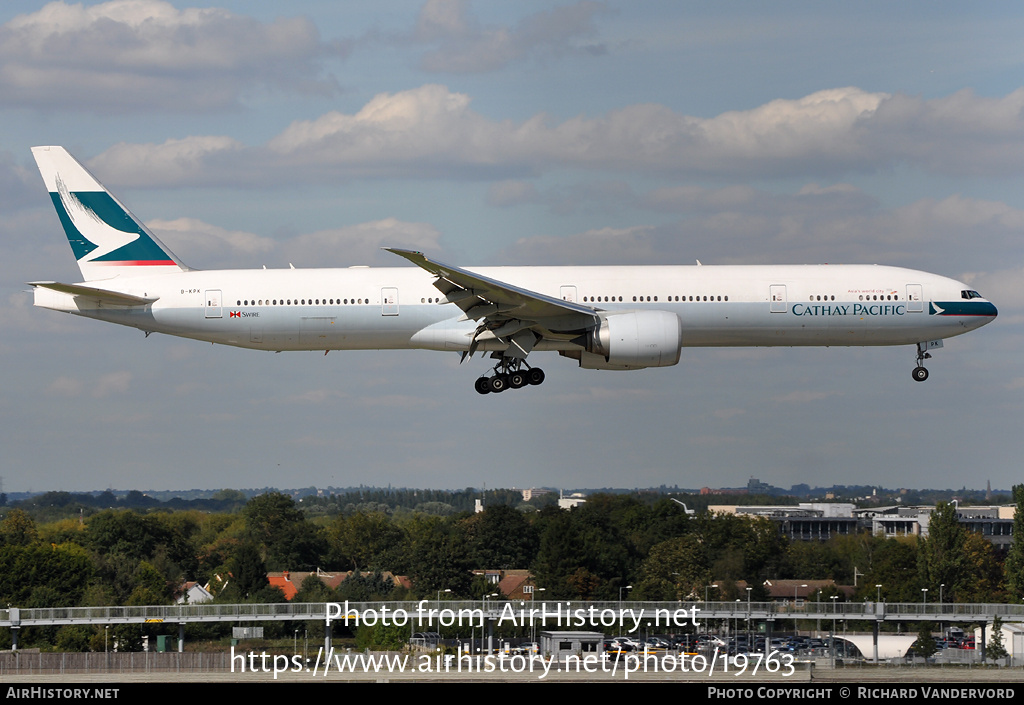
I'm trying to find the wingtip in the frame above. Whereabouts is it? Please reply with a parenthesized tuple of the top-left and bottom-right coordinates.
(383, 247, 426, 261)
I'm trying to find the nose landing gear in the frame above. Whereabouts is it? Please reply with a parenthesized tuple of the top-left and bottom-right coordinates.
(912, 341, 938, 382)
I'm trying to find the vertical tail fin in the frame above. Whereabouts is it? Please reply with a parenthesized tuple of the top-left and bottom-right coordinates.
(31, 146, 188, 281)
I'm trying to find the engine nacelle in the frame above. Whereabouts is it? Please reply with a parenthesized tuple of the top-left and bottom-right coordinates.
(573, 310, 683, 369)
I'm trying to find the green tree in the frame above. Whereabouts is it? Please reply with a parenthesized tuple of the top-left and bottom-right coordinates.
(295, 573, 335, 602)
(326, 512, 407, 571)
(355, 622, 409, 650)
(958, 532, 1005, 602)
(85, 510, 168, 560)
(988, 615, 1008, 661)
(918, 502, 968, 601)
(785, 541, 837, 580)
(243, 493, 325, 570)
(126, 561, 173, 605)
(462, 504, 538, 569)
(911, 623, 937, 658)
(55, 626, 94, 652)
(336, 572, 398, 601)
(633, 536, 711, 600)
(1004, 484, 1024, 599)
(0, 542, 95, 607)
(531, 500, 633, 600)
(230, 542, 269, 599)
(858, 537, 922, 602)
(531, 507, 581, 597)
(690, 512, 787, 592)
(405, 516, 472, 597)
(0, 509, 38, 546)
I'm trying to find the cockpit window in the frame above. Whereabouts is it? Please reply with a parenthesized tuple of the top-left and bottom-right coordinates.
(961, 290, 983, 299)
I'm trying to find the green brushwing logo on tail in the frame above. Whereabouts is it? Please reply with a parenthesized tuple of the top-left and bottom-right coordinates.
(51, 175, 174, 265)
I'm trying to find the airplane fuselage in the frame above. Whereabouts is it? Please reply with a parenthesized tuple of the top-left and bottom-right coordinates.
(35, 263, 993, 353)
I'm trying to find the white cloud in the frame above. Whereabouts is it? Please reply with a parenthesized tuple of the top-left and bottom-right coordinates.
(773, 390, 839, 404)
(0, 151, 39, 213)
(47, 375, 83, 397)
(281, 218, 443, 267)
(84, 85, 1024, 185)
(142, 215, 443, 269)
(45, 370, 132, 397)
(500, 189, 1024, 271)
(414, 0, 475, 42)
(93, 371, 132, 397)
(0, 0, 345, 112)
(870, 89, 1024, 176)
(282, 389, 351, 405)
(89, 137, 245, 187)
(148, 217, 275, 266)
(486, 180, 540, 207)
(270, 84, 475, 152)
(357, 394, 443, 409)
(413, 0, 607, 73)
(501, 225, 658, 265)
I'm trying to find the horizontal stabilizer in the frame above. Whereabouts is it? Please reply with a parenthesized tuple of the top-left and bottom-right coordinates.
(29, 281, 158, 307)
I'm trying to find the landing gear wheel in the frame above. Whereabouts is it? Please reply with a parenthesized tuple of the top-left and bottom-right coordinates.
(489, 374, 509, 393)
(475, 377, 492, 395)
(509, 372, 527, 389)
(527, 368, 545, 385)
(912, 366, 929, 382)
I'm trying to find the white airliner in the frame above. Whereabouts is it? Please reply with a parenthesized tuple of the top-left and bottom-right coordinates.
(29, 146, 997, 394)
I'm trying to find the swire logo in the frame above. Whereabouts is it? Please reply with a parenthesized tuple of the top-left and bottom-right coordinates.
(230, 311, 241, 318)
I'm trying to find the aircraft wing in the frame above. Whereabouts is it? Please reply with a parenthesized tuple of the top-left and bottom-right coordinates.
(29, 281, 159, 307)
(385, 248, 598, 357)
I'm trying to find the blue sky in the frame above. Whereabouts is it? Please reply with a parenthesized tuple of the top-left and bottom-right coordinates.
(1, 1, 1021, 494)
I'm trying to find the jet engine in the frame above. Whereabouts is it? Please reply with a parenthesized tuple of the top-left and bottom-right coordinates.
(567, 310, 683, 369)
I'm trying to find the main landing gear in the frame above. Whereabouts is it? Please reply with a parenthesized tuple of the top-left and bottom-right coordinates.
(474, 358, 545, 394)
(912, 342, 932, 382)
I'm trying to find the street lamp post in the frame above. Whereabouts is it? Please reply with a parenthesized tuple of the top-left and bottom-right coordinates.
(791, 584, 807, 638)
(922, 588, 928, 605)
(876, 584, 882, 603)
(939, 584, 944, 605)
(481, 593, 498, 654)
(793, 583, 807, 605)
(746, 587, 753, 649)
(830, 595, 838, 668)
(816, 589, 822, 636)
(530, 588, 545, 642)
(619, 585, 632, 602)
(706, 583, 718, 604)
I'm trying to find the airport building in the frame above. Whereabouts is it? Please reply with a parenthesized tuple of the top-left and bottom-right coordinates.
(708, 503, 1014, 548)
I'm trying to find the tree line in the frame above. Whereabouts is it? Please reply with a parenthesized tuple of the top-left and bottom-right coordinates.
(1, 486, 1022, 651)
